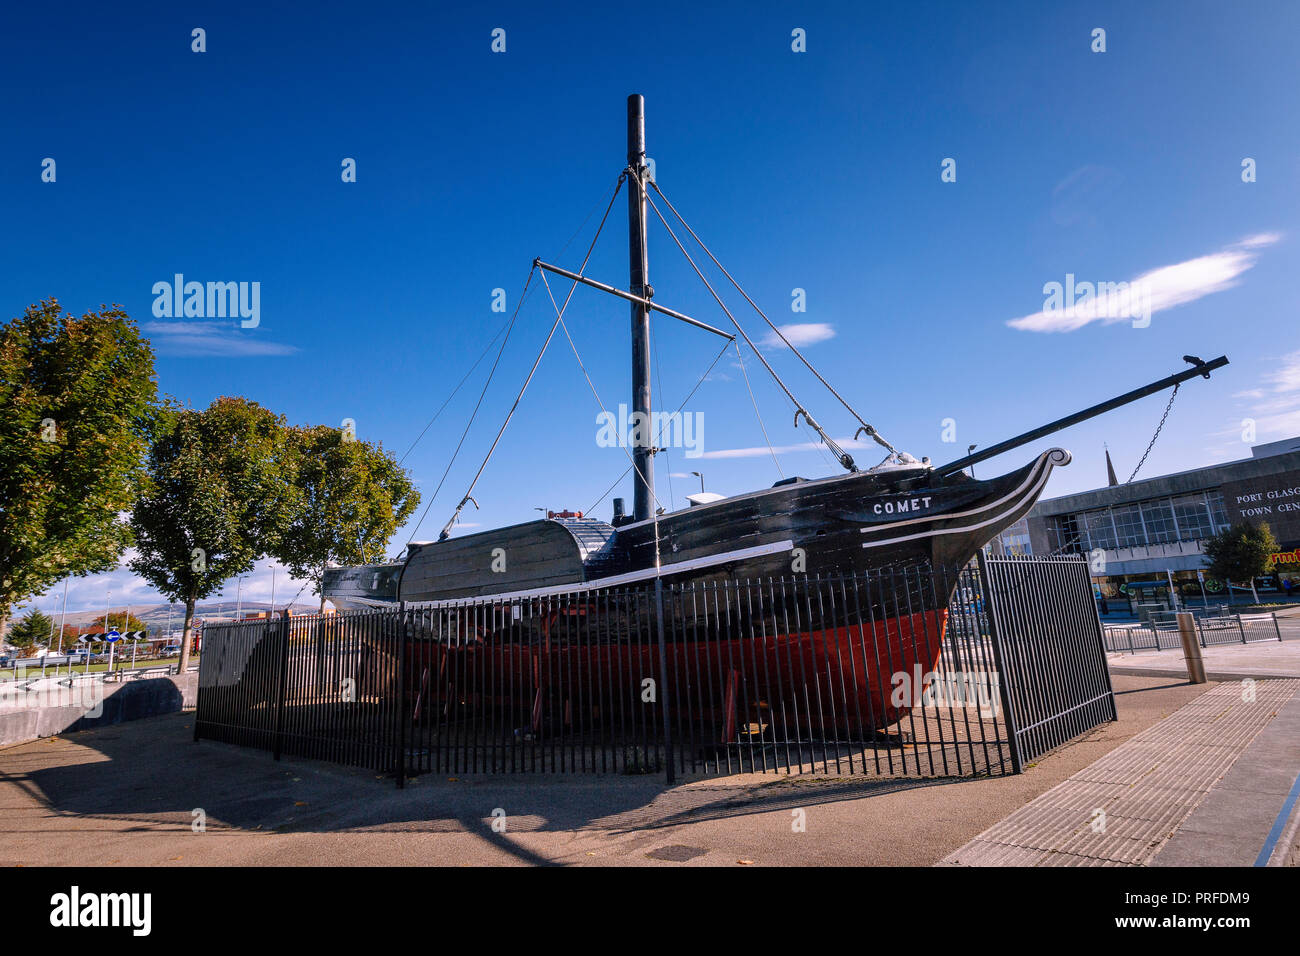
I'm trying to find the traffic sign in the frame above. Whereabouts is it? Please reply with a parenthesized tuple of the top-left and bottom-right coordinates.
(106, 629, 121, 643)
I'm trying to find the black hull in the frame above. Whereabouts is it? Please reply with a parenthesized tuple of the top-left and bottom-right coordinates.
(323, 448, 1070, 612)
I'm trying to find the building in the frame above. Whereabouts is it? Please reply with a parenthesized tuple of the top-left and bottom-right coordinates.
(993, 436, 1300, 603)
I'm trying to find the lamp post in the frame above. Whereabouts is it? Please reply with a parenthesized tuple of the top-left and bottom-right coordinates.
(690, 471, 705, 494)
(57, 577, 68, 654)
(967, 445, 978, 478)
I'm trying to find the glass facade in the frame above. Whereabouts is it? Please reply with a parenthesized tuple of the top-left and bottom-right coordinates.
(1110, 504, 1144, 547)
(1046, 489, 1228, 553)
(1171, 494, 1214, 540)
(1084, 510, 1116, 549)
(992, 516, 1032, 555)
(1139, 499, 1177, 543)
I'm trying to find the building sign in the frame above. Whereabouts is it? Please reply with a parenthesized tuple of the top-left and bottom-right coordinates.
(1220, 469, 1300, 548)
(1269, 548, 1300, 569)
(1233, 485, 1300, 516)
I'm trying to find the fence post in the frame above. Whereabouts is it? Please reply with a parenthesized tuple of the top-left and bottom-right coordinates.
(1084, 560, 1119, 722)
(1274, 612, 1283, 643)
(1176, 612, 1207, 684)
(193, 638, 204, 742)
(1238, 614, 1247, 644)
(396, 604, 408, 789)
(653, 577, 675, 785)
(975, 551, 1023, 774)
(273, 610, 291, 761)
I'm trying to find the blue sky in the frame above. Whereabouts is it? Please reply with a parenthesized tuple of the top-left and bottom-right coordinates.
(4, 0, 1297, 617)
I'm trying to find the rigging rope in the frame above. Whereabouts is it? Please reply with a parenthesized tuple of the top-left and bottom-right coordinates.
(651, 316, 675, 511)
(731, 339, 784, 478)
(641, 184, 858, 473)
(405, 265, 538, 542)
(434, 174, 627, 541)
(647, 179, 899, 459)
(1127, 383, 1179, 483)
(398, 315, 515, 466)
(540, 267, 666, 515)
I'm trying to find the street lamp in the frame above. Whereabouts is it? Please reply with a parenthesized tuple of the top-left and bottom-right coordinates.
(690, 471, 705, 494)
(967, 444, 978, 478)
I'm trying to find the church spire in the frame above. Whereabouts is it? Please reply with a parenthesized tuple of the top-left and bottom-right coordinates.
(1105, 443, 1119, 486)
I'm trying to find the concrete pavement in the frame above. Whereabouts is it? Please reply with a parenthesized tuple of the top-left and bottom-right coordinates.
(1107, 637, 1300, 682)
(0, 674, 1210, 867)
(942, 680, 1300, 866)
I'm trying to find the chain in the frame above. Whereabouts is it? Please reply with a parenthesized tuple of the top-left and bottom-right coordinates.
(1127, 383, 1179, 483)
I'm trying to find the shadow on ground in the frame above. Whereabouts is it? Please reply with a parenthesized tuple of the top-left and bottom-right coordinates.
(6, 711, 964, 852)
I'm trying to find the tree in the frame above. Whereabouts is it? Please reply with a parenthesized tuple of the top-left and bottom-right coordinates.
(0, 300, 157, 632)
(8, 609, 54, 651)
(87, 611, 150, 634)
(129, 397, 297, 673)
(276, 425, 419, 610)
(1204, 521, 1277, 603)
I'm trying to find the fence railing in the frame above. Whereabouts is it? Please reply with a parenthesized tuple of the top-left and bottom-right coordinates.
(196, 556, 1116, 785)
(1103, 612, 1283, 654)
(977, 553, 1117, 769)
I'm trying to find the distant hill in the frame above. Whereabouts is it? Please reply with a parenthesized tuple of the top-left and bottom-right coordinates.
(54, 601, 318, 632)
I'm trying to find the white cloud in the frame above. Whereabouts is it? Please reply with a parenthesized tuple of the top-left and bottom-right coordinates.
(142, 320, 299, 357)
(1218, 350, 1300, 443)
(1262, 349, 1300, 394)
(1007, 233, 1281, 333)
(700, 436, 876, 460)
(760, 323, 836, 349)
(1246, 351, 1300, 439)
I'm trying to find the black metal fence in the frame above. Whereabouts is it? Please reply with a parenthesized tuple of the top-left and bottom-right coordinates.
(196, 555, 1115, 784)
(976, 553, 1117, 768)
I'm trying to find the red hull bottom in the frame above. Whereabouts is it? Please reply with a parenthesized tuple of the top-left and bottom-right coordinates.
(400, 609, 948, 738)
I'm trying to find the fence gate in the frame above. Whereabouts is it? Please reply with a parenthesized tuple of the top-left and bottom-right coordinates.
(196, 555, 1118, 785)
(977, 553, 1118, 770)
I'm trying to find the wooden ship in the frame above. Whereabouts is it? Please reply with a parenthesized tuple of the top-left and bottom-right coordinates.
(323, 95, 1227, 737)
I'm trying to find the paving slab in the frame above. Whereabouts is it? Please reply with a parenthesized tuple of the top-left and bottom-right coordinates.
(941, 680, 1300, 867)
(1151, 691, 1300, 867)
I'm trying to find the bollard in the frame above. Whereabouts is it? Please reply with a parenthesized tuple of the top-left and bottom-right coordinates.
(1177, 612, 1207, 683)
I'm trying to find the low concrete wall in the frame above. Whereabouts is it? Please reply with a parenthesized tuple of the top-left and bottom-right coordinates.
(0, 672, 197, 748)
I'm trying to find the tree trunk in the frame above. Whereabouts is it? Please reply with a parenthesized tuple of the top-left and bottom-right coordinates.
(178, 596, 196, 673)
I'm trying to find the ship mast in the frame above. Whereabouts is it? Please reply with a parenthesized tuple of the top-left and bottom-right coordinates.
(627, 94, 655, 522)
